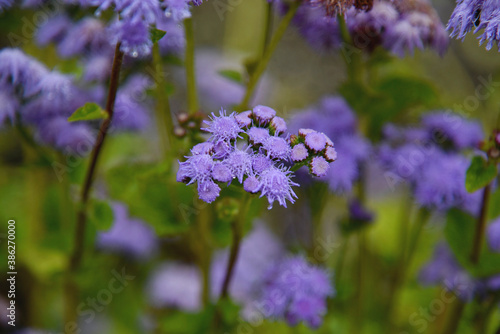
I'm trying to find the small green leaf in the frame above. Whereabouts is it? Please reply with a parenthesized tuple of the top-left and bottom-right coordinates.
(68, 102, 108, 122)
(218, 69, 244, 85)
(150, 27, 166, 44)
(89, 200, 114, 231)
(465, 156, 497, 193)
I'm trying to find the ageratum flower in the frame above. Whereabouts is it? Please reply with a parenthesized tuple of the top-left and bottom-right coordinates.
(289, 96, 367, 194)
(448, 0, 500, 51)
(97, 202, 158, 259)
(177, 106, 336, 208)
(255, 256, 334, 329)
(487, 216, 500, 253)
(378, 111, 484, 211)
(78, 0, 207, 57)
(284, 0, 448, 56)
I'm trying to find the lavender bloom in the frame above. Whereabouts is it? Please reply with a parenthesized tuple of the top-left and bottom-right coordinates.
(419, 243, 477, 301)
(448, 0, 500, 51)
(422, 112, 483, 150)
(97, 202, 158, 259)
(0, 86, 19, 125)
(289, 96, 368, 194)
(258, 167, 299, 209)
(202, 109, 243, 144)
(310, 156, 330, 177)
(291, 143, 309, 162)
(109, 19, 152, 58)
(178, 107, 335, 207)
(156, 17, 186, 55)
(112, 74, 152, 131)
(58, 18, 109, 58)
(211, 223, 285, 302)
(35, 117, 94, 153)
(0, 0, 13, 12)
(147, 262, 202, 311)
(163, 0, 192, 21)
(83, 54, 112, 82)
(36, 14, 72, 47)
(487, 216, 500, 252)
(256, 256, 334, 329)
(288, 0, 448, 56)
(0, 48, 48, 95)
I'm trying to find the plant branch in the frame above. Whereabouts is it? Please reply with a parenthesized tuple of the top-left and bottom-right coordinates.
(471, 183, 491, 264)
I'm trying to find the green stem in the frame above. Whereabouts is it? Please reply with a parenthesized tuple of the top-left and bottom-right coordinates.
(470, 183, 491, 264)
(337, 14, 363, 83)
(237, 1, 300, 110)
(262, 1, 274, 56)
(184, 17, 198, 114)
(152, 43, 174, 156)
(65, 43, 124, 324)
(219, 194, 252, 299)
(441, 298, 466, 334)
(406, 207, 431, 263)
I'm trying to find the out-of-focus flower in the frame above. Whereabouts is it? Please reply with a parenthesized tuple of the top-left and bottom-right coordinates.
(97, 202, 158, 259)
(289, 96, 368, 194)
(285, 0, 448, 56)
(254, 256, 334, 329)
(147, 262, 202, 311)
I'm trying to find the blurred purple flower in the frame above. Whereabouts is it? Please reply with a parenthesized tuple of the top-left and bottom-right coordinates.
(487, 216, 500, 252)
(147, 262, 202, 311)
(97, 202, 158, 259)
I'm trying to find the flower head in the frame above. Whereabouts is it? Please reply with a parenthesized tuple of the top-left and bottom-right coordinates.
(258, 167, 299, 209)
(202, 109, 243, 144)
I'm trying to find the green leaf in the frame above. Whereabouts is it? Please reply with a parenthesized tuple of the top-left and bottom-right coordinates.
(445, 209, 500, 277)
(68, 102, 107, 122)
(465, 156, 497, 193)
(150, 27, 166, 44)
(218, 69, 244, 85)
(89, 200, 114, 231)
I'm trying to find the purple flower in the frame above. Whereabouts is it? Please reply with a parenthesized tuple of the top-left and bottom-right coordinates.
(263, 136, 291, 160)
(0, 0, 13, 12)
(247, 126, 270, 145)
(291, 143, 309, 162)
(58, 18, 109, 58)
(177, 153, 214, 184)
(325, 146, 337, 162)
(487, 216, 500, 252)
(202, 109, 243, 144)
(270, 116, 287, 135)
(112, 74, 152, 131)
(258, 167, 299, 209)
(0, 48, 48, 95)
(212, 162, 232, 183)
(225, 149, 253, 183)
(83, 54, 112, 82)
(35, 117, 95, 153)
(211, 223, 284, 302)
(163, 0, 192, 21)
(253, 105, 276, 125)
(251, 154, 273, 174)
(36, 14, 72, 47)
(243, 176, 260, 193)
(309, 156, 329, 177)
(0, 86, 19, 125)
(235, 110, 252, 128)
(146, 262, 202, 311)
(109, 19, 152, 57)
(349, 199, 374, 223)
(255, 256, 334, 329)
(419, 243, 477, 301)
(156, 16, 186, 55)
(97, 202, 158, 259)
(422, 111, 483, 150)
(305, 132, 327, 152)
(191, 142, 214, 155)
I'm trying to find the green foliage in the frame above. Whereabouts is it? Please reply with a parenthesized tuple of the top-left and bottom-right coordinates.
(150, 28, 166, 44)
(105, 162, 194, 236)
(68, 102, 108, 122)
(339, 75, 439, 139)
(218, 69, 244, 85)
(88, 199, 114, 231)
(445, 209, 500, 277)
(465, 156, 497, 193)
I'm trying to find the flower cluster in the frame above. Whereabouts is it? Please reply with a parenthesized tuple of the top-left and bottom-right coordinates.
(419, 243, 500, 301)
(283, 0, 448, 56)
(255, 256, 334, 328)
(97, 202, 158, 259)
(176, 106, 337, 208)
(288, 96, 370, 193)
(448, 0, 500, 51)
(378, 111, 484, 212)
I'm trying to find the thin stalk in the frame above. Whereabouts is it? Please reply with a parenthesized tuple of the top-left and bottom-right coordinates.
(337, 13, 363, 83)
(470, 183, 491, 264)
(405, 207, 431, 264)
(65, 43, 124, 324)
(219, 194, 252, 299)
(441, 298, 466, 334)
(238, 1, 300, 110)
(262, 1, 274, 56)
(184, 17, 198, 114)
(152, 43, 174, 156)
